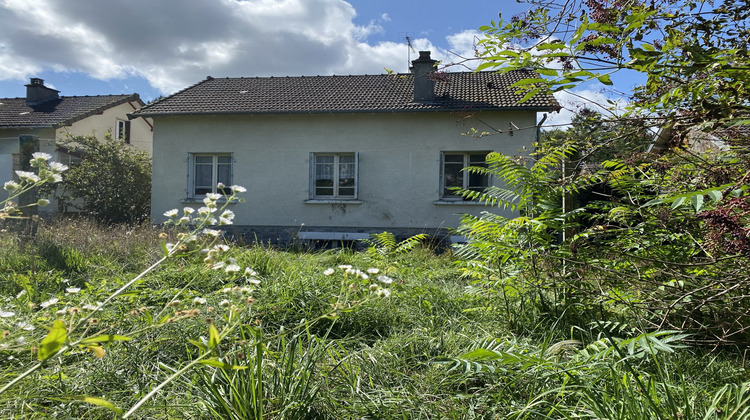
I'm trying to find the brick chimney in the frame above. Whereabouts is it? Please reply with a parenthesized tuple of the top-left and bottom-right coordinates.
(25, 78, 59, 105)
(411, 51, 437, 103)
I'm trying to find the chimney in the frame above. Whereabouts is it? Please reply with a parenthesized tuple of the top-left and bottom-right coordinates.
(25, 78, 59, 105)
(411, 51, 437, 103)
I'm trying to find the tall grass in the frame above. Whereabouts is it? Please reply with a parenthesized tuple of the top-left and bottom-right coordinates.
(0, 217, 747, 418)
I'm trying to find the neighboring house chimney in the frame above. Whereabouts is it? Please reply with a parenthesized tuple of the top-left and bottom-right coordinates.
(25, 78, 59, 105)
(411, 51, 437, 103)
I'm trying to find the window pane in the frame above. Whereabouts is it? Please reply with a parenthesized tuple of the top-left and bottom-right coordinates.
(217, 164, 231, 184)
(218, 155, 232, 164)
(443, 158, 463, 197)
(444, 154, 463, 163)
(469, 153, 487, 165)
(468, 172, 488, 191)
(195, 156, 213, 164)
(338, 187, 355, 196)
(195, 164, 213, 187)
(467, 153, 488, 192)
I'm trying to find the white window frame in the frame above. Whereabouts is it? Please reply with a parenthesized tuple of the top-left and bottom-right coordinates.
(116, 119, 130, 144)
(309, 152, 359, 200)
(440, 151, 490, 200)
(187, 153, 233, 198)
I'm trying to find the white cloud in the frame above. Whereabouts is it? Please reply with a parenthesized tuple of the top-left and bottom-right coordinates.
(0, 0, 413, 94)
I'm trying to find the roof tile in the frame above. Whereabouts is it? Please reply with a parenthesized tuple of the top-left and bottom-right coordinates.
(134, 71, 559, 117)
(0, 94, 140, 128)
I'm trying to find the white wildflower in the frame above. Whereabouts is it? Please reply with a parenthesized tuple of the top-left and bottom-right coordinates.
(219, 217, 233, 225)
(202, 228, 221, 238)
(15, 171, 39, 183)
(3, 181, 19, 191)
(219, 299, 231, 308)
(366, 268, 380, 274)
(377, 288, 391, 298)
(338, 265, 352, 270)
(50, 173, 63, 183)
(354, 270, 369, 280)
(216, 182, 225, 189)
(55, 308, 68, 317)
(247, 278, 261, 285)
(164, 209, 179, 218)
(230, 185, 246, 193)
(206, 193, 222, 201)
(377, 275, 393, 285)
(49, 162, 69, 173)
(244, 267, 257, 276)
(213, 244, 230, 252)
(179, 216, 190, 224)
(323, 268, 335, 276)
(197, 206, 215, 216)
(31, 152, 52, 161)
(17, 322, 35, 331)
(183, 207, 195, 215)
(15, 290, 26, 299)
(40, 297, 59, 309)
(193, 297, 207, 305)
(211, 261, 226, 270)
(82, 303, 102, 311)
(239, 286, 252, 294)
(220, 210, 235, 220)
(65, 287, 81, 294)
(36, 198, 50, 206)
(0, 310, 15, 318)
(225, 264, 241, 274)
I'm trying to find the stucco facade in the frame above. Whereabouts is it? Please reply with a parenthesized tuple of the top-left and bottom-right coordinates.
(151, 110, 538, 242)
(57, 101, 153, 154)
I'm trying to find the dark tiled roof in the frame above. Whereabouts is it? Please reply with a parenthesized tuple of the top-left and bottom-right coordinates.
(133, 70, 559, 117)
(0, 94, 141, 128)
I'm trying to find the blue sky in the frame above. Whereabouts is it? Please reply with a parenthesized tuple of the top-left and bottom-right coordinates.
(0, 0, 637, 127)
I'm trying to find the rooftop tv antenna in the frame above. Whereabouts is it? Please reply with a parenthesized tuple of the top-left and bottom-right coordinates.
(400, 32, 416, 67)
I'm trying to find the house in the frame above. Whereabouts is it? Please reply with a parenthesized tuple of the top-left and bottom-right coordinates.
(0, 78, 153, 214)
(132, 51, 558, 245)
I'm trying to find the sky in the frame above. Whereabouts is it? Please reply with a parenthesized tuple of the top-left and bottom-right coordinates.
(0, 0, 639, 127)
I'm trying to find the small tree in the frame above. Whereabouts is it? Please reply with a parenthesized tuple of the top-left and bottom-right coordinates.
(61, 134, 151, 225)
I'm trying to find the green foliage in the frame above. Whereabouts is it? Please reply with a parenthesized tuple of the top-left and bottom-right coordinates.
(365, 231, 429, 261)
(60, 134, 151, 225)
(478, 0, 750, 129)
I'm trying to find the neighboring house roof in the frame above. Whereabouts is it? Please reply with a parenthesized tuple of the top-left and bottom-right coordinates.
(0, 94, 142, 129)
(133, 70, 559, 117)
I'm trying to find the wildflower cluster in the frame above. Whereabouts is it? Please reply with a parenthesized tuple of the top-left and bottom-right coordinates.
(161, 184, 260, 318)
(2, 152, 68, 217)
(324, 265, 394, 316)
(162, 185, 244, 259)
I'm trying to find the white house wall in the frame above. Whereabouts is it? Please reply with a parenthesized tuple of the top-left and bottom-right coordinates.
(151, 111, 537, 234)
(57, 101, 153, 154)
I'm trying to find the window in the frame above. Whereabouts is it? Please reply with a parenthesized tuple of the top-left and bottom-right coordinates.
(188, 153, 232, 197)
(441, 152, 489, 199)
(116, 119, 131, 144)
(311, 153, 358, 199)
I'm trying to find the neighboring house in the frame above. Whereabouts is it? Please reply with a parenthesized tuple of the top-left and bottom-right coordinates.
(0, 78, 153, 214)
(132, 51, 559, 244)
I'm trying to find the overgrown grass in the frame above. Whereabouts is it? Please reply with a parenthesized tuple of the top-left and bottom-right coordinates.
(0, 219, 747, 418)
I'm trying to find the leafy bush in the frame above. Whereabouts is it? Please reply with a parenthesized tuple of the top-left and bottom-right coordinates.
(60, 134, 151, 225)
